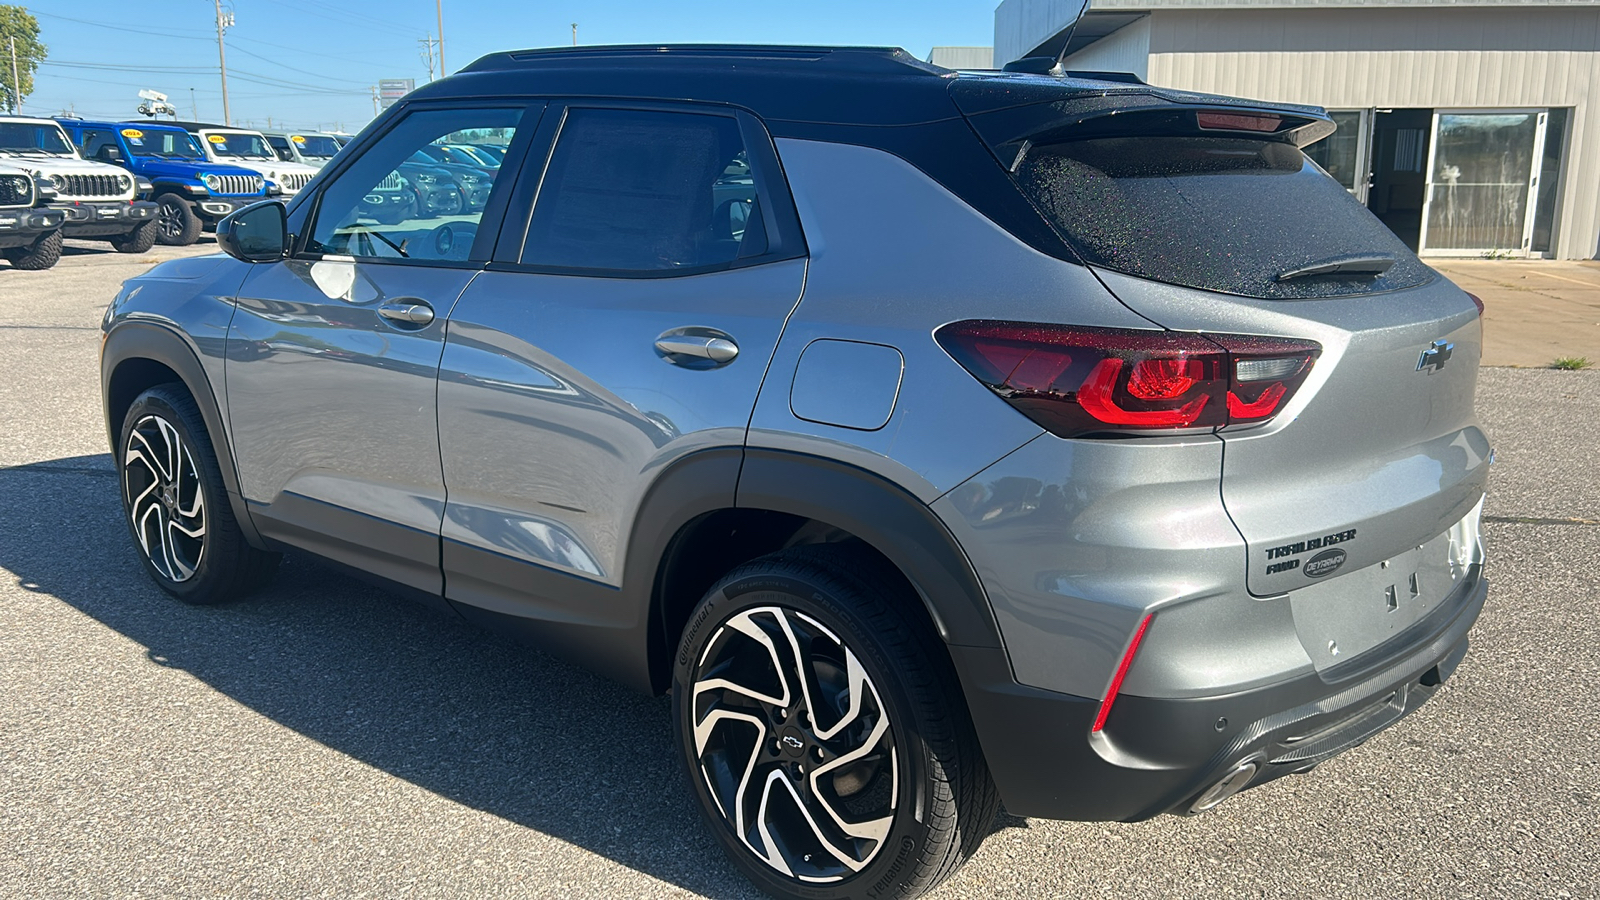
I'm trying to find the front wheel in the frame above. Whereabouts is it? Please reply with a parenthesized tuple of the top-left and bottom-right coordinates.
(110, 219, 159, 254)
(3, 229, 63, 270)
(673, 547, 999, 900)
(119, 384, 280, 603)
(155, 194, 202, 246)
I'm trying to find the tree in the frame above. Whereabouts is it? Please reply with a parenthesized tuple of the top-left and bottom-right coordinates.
(0, 6, 45, 113)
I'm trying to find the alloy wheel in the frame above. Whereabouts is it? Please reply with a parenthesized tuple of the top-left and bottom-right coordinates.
(123, 413, 207, 582)
(157, 198, 186, 241)
(690, 605, 898, 883)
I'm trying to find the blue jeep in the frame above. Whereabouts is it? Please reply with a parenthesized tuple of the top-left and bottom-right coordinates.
(55, 119, 274, 246)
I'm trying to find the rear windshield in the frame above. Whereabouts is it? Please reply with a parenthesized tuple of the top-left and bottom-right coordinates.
(1014, 136, 1431, 299)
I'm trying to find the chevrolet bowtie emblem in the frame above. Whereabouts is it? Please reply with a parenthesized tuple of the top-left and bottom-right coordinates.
(1417, 340, 1454, 372)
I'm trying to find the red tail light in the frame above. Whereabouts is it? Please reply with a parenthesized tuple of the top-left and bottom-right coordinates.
(936, 321, 1320, 438)
(1467, 292, 1485, 316)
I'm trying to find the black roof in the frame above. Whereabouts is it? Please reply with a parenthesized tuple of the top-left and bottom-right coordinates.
(421, 44, 963, 127)
(419, 44, 1323, 130)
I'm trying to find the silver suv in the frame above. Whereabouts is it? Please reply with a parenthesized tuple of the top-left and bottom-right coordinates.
(101, 46, 1490, 900)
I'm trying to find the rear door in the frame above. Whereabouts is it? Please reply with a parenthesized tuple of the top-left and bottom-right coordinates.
(436, 103, 808, 627)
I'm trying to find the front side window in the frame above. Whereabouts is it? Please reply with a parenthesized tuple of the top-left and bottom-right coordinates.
(306, 107, 525, 263)
(521, 108, 764, 273)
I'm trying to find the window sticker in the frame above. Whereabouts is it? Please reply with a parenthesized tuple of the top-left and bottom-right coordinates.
(120, 128, 144, 138)
(291, 135, 306, 143)
(207, 134, 227, 144)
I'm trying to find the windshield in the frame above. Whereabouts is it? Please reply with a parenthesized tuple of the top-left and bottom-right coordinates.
(0, 122, 75, 157)
(204, 132, 276, 160)
(295, 135, 341, 158)
(121, 126, 204, 159)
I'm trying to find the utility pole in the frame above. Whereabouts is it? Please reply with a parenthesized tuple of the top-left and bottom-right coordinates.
(571, 23, 578, 46)
(213, 0, 234, 126)
(189, 87, 197, 120)
(370, 86, 379, 117)
(436, 0, 446, 75)
(9, 36, 19, 114)
(419, 36, 437, 81)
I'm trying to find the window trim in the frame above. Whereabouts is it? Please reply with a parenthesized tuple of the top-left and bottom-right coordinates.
(488, 98, 807, 280)
(287, 100, 545, 268)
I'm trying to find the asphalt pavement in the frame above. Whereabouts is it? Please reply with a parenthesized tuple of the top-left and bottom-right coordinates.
(1, 243, 1595, 899)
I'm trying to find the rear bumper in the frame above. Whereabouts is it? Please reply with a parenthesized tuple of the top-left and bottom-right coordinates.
(54, 200, 158, 236)
(955, 568, 1486, 821)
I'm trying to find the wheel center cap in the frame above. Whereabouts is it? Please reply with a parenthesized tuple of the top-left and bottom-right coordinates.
(779, 726, 807, 757)
(161, 485, 177, 508)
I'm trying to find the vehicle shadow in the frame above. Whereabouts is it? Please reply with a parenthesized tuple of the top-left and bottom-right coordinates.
(0, 454, 761, 899)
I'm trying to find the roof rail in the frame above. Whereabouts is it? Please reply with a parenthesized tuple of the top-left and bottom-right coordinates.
(461, 44, 945, 77)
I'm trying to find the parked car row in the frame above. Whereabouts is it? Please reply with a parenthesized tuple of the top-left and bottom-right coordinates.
(0, 114, 513, 266)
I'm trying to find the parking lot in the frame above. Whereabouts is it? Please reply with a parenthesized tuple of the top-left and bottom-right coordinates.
(1, 242, 1596, 899)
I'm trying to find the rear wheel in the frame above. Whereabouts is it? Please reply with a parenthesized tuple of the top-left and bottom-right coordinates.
(673, 547, 999, 900)
(118, 384, 280, 603)
(110, 219, 159, 253)
(4, 230, 63, 270)
(156, 194, 202, 246)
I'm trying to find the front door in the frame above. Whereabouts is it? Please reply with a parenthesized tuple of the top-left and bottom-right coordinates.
(435, 104, 808, 633)
(226, 103, 538, 593)
(1420, 109, 1547, 255)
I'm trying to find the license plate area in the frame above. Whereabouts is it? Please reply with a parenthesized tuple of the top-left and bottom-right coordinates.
(1289, 528, 1466, 671)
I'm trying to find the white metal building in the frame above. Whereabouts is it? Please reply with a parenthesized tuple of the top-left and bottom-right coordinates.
(994, 0, 1600, 258)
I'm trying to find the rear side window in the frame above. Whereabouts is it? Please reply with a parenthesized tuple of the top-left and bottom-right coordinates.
(1015, 137, 1431, 299)
(521, 108, 765, 273)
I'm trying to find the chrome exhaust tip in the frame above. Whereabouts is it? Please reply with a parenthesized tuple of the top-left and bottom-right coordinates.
(1190, 761, 1258, 813)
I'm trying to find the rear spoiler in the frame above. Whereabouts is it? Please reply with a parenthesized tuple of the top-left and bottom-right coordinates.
(953, 79, 1335, 171)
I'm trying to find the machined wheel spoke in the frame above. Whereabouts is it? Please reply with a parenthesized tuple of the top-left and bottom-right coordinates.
(691, 604, 898, 884)
(124, 413, 206, 584)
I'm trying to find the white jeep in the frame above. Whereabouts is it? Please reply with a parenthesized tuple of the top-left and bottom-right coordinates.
(178, 124, 319, 196)
(0, 116, 159, 254)
(261, 131, 344, 169)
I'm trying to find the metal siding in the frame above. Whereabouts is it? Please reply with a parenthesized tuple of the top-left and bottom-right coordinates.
(1141, 8, 1600, 257)
(1061, 17, 1152, 77)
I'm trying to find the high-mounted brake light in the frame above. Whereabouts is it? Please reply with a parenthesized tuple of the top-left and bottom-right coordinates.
(936, 321, 1320, 438)
(1092, 614, 1152, 733)
(1196, 111, 1282, 133)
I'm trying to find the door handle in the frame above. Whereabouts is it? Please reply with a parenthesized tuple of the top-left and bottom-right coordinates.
(377, 301, 435, 326)
(654, 333, 739, 363)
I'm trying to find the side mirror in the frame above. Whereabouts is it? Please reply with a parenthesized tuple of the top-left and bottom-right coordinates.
(216, 200, 288, 263)
(97, 145, 124, 164)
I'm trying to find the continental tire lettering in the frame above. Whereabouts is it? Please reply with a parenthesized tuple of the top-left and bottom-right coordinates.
(677, 601, 717, 666)
(866, 835, 917, 898)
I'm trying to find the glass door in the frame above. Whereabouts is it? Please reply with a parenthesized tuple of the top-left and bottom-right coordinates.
(1305, 109, 1374, 204)
(1419, 110, 1546, 255)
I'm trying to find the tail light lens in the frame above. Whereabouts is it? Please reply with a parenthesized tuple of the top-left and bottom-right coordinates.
(936, 321, 1320, 438)
(1467, 292, 1485, 316)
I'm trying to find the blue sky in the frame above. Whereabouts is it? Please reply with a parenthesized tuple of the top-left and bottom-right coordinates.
(28, 1, 998, 133)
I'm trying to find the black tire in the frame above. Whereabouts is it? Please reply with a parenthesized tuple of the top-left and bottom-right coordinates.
(118, 383, 281, 604)
(156, 193, 202, 246)
(673, 546, 1000, 900)
(4, 229, 63, 270)
(110, 219, 159, 254)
